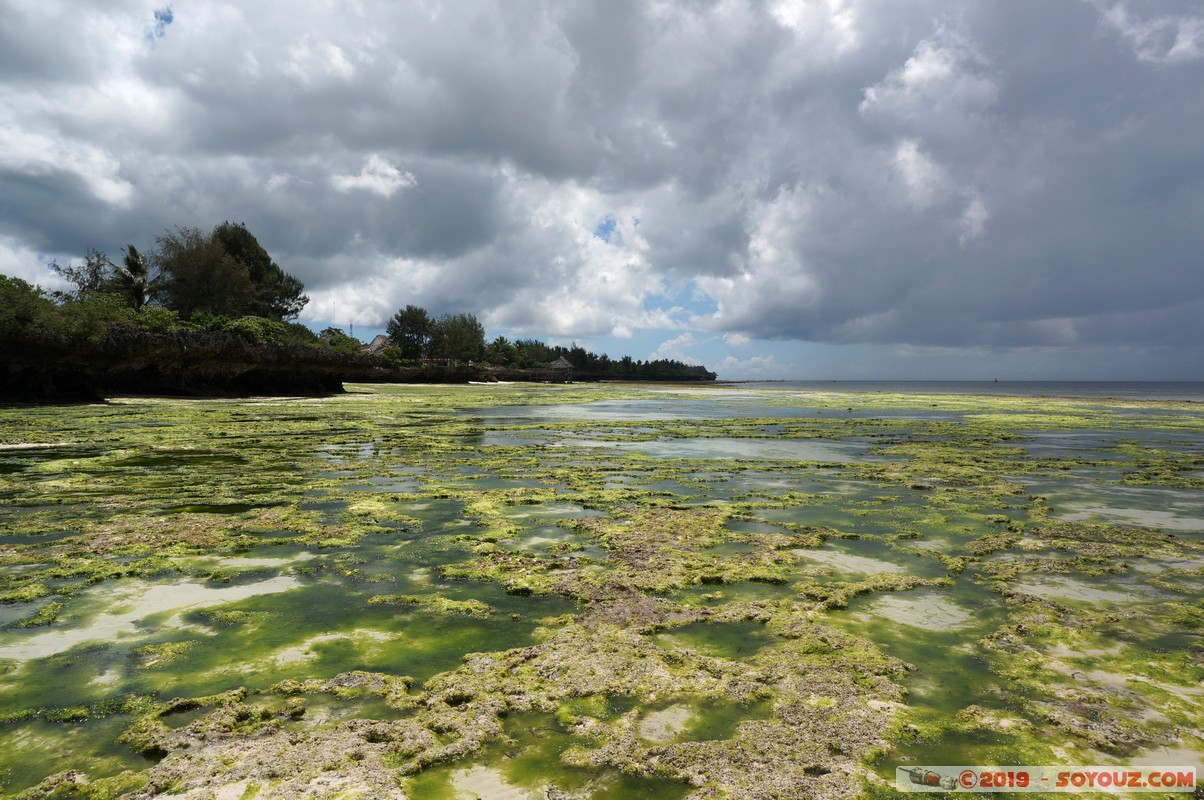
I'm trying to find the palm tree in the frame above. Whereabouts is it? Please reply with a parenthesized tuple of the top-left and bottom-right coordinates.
(112, 244, 152, 309)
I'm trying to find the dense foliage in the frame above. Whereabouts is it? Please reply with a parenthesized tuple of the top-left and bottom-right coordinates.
(155, 223, 308, 320)
(44, 222, 309, 325)
(384, 304, 715, 381)
(429, 312, 486, 362)
(480, 334, 716, 379)
(0, 274, 386, 400)
(0, 274, 320, 349)
(384, 305, 432, 360)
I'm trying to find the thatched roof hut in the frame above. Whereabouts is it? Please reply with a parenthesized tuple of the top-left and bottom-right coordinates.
(363, 334, 392, 354)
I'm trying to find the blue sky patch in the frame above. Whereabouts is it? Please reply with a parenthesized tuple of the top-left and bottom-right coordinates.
(641, 280, 716, 319)
(592, 214, 617, 243)
(150, 7, 173, 39)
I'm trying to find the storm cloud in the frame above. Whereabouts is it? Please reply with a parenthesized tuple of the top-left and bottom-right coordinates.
(2, 0, 1202, 378)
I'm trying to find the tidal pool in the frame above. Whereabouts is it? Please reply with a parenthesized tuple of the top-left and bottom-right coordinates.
(0, 576, 302, 661)
(1, 384, 1201, 797)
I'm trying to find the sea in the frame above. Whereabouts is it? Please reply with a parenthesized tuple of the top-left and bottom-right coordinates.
(726, 381, 1204, 402)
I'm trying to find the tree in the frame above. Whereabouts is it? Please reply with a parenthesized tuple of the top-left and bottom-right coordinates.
(0, 276, 57, 341)
(153, 226, 254, 320)
(428, 312, 485, 362)
(212, 221, 307, 319)
(153, 223, 307, 321)
(483, 335, 516, 366)
(109, 244, 154, 310)
(385, 305, 432, 360)
(568, 342, 597, 372)
(1, 274, 130, 346)
(51, 248, 112, 300)
(512, 338, 553, 368)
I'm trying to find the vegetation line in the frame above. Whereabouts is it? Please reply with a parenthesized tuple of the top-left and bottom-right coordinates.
(1, 222, 713, 400)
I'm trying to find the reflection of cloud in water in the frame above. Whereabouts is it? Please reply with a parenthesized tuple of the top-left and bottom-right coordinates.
(194, 551, 315, 570)
(905, 539, 956, 551)
(792, 548, 904, 575)
(1128, 556, 1204, 573)
(858, 592, 973, 630)
(268, 630, 390, 666)
(1014, 576, 1156, 603)
(0, 577, 300, 661)
(1021, 479, 1204, 533)
(450, 766, 532, 800)
(1128, 745, 1204, 769)
(639, 705, 693, 743)
(1060, 505, 1204, 532)
(90, 668, 123, 687)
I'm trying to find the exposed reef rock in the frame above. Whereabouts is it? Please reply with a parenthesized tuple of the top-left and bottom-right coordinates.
(1, 327, 392, 400)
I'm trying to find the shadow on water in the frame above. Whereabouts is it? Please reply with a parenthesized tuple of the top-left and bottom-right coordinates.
(653, 619, 777, 660)
(0, 716, 152, 793)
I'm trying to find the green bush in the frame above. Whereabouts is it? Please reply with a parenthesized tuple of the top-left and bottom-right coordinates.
(55, 293, 134, 344)
(188, 311, 234, 332)
(131, 306, 187, 333)
(377, 345, 419, 369)
(0, 276, 57, 341)
(279, 321, 321, 347)
(324, 332, 363, 354)
(224, 315, 289, 344)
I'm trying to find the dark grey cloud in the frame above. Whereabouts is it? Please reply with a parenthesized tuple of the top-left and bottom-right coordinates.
(1, 0, 1202, 377)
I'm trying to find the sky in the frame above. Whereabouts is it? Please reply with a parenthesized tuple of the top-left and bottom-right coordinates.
(1, 0, 1202, 381)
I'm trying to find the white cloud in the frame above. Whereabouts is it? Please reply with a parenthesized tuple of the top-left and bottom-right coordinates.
(302, 271, 402, 330)
(1093, 2, 1204, 63)
(266, 173, 296, 192)
(696, 183, 822, 334)
(474, 175, 675, 339)
(724, 332, 751, 347)
(0, 236, 69, 288)
(769, 0, 860, 54)
(331, 155, 417, 198)
(860, 26, 1000, 143)
(713, 353, 781, 381)
(959, 196, 989, 245)
(650, 333, 701, 364)
(893, 139, 949, 209)
(287, 37, 357, 83)
(0, 125, 133, 206)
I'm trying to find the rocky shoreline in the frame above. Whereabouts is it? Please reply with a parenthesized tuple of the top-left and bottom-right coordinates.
(1, 328, 716, 402)
(0, 327, 391, 401)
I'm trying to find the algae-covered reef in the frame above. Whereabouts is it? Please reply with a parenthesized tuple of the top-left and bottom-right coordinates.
(1, 385, 1201, 798)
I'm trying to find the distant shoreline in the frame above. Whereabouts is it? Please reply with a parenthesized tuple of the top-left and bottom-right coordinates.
(714, 379, 1204, 403)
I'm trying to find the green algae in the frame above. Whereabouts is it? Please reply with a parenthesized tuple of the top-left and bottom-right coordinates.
(1, 384, 1202, 797)
(404, 710, 694, 800)
(653, 620, 778, 659)
(367, 593, 494, 617)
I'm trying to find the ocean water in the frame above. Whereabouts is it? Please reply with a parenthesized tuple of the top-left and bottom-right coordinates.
(729, 380, 1204, 402)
